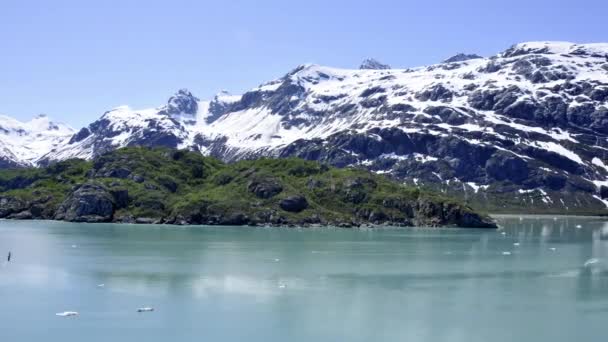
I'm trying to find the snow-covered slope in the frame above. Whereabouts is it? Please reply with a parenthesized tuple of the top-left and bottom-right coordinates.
(3, 41, 608, 213)
(0, 114, 73, 167)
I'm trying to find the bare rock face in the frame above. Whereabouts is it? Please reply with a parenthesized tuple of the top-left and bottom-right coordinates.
(279, 195, 309, 212)
(443, 53, 483, 63)
(414, 198, 496, 228)
(359, 58, 391, 70)
(0, 196, 29, 217)
(247, 176, 283, 199)
(54, 183, 114, 222)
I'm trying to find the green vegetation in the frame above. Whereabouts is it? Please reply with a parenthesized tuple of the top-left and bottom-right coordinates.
(0, 147, 495, 228)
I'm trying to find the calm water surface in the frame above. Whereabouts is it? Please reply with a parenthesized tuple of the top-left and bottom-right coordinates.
(1, 216, 608, 342)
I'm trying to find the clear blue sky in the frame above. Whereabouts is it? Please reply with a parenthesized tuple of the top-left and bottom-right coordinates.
(1, 0, 606, 128)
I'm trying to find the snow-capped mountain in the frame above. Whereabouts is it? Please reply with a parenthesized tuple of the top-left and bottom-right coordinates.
(3, 41, 608, 213)
(0, 114, 74, 167)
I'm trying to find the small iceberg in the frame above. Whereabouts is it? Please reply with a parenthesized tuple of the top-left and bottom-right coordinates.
(137, 307, 154, 313)
(584, 258, 600, 267)
(500, 231, 507, 236)
(513, 242, 520, 246)
(71, 245, 78, 248)
(575, 225, 582, 229)
(56, 311, 78, 317)
(273, 258, 280, 262)
(278, 283, 286, 289)
(549, 247, 557, 251)
(97, 283, 105, 287)
(502, 251, 512, 256)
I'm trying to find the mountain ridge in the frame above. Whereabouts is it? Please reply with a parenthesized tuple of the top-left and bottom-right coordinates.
(2, 41, 607, 213)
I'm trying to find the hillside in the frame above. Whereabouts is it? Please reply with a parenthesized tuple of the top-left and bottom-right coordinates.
(0, 147, 495, 228)
(1, 41, 607, 214)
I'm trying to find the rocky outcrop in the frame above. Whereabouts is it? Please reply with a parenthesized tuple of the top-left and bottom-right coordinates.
(54, 183, 114, 222)
(247, 176, 283, 198)
(414, 198, 496, 228)
(279, 195, 309, 212)
(359, 58, 391, 70)
(443, 53, 483, 63)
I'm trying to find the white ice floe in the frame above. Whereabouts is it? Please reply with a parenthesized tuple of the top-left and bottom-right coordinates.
(56, 311, 78, 317)
(513, 242, 520, 246)
(584, 258, 600, 267)
(502, 251, 512, 256)
(137, 307, 154, 312)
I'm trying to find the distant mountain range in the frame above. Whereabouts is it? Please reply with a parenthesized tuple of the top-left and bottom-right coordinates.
(1, 41, 607, 214)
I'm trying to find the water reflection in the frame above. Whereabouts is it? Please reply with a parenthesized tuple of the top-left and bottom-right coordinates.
(1, 217, 608, 342)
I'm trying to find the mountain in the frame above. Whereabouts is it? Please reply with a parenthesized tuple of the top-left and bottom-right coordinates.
(0, 147, 496, 228)
(2, 41, 608, 214)
(360, 58, 392, 70)
(0, 114, 74, 168)
(443, 53, 483, 63)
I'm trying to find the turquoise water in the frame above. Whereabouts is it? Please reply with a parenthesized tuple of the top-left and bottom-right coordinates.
(1, 216, 608, 342)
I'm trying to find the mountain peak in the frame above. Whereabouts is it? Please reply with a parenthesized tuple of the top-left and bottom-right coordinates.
(442, 53, 483, 63)
(359, 58, 391, 70)
(166, 89, 199, 115)
(499, 41, 608, 58)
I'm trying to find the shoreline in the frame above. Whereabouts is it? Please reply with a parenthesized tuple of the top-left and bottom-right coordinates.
(0, 217, 497, 229)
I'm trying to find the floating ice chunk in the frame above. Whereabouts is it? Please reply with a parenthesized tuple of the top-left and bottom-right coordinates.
(575, 225, 582, 229)
(500, 231, 507, 236)
(273, 258, 280, 262)
(71, 245, 77, 248)
(513, 242, 520, 246)
(278, 283, 286, 289)
(502, 251, 512, 255)
(97, 283, 105, 287)
(584, 258, 600, 267)
(549, 247, 557, 251)
(56, 311, 78, 317)
(137, 307, 154, 312)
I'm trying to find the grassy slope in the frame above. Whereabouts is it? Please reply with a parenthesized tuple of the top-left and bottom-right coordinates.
(0, 147, 490, 226)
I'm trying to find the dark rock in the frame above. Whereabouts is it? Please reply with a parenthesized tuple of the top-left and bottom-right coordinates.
(130, 174, 145, 183)
(218, 212, 250, 225)
(360, 86, 386, 98)
(415, 84, 453, 102)
(0, 196, 29, 217)
(600, 186, 608, 199)
(68, 127, 91, 144)
(443, 53, 483, 63)
(279, 195, 309, 212)
(54, 183, 114, 222)
(484, 152, 529, 183)
(7, 210, 33, 220)
(502, 100, 538, 121)
(144, 183, 159, 190)
(359, 58, 391, 70)
(165, 89, 199, 115)
(99, 167, 131, 179)
(477, 61, 501, 73)
(109, 188, 129, 208)
(247, 177, 283, 198)
(157, 176, 178, 193)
